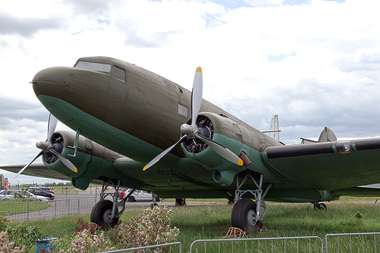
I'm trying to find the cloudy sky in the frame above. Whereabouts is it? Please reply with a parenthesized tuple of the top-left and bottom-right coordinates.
(1, 0, 380, 185)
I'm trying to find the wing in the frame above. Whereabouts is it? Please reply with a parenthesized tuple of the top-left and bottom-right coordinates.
(263, 138, 380, 191)
(0, 163, 71, 181)
(333, 185, 380, 197)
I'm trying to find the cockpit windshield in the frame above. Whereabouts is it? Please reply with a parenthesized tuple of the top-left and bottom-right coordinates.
(75, 61, 111, 73)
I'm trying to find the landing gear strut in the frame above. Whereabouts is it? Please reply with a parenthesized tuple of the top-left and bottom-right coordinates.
(231, 172, 271, 234)
(90, 179, 134, 229)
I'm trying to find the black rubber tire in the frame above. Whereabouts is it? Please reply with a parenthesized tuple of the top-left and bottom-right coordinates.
(90, 200, 119, 229)
(231, 198, 262, 234)
(314, 203, 327, 210)
(175, 198, 186, 206)
(128, 196, 136, 202)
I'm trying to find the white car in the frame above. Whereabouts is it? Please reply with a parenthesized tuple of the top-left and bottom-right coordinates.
(0, 190, 18, 200)
(125, 189, 159, 202)
(25, 191, 49, 201)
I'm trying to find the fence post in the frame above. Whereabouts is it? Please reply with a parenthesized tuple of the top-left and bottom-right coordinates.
(78, 199, 80, 215)
(27, 202, 29, 221)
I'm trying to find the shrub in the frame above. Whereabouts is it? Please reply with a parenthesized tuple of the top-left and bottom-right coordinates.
(0, 231, 26, 253)
(355, 211, 363, 220)
(74, 218, 99, 234)
(109, 206, 179, 251)
(57, 229, 114, 253)
(0, 215, 43, 252)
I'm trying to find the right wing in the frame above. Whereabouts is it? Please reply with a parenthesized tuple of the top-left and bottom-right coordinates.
(0, 163, 71, 181)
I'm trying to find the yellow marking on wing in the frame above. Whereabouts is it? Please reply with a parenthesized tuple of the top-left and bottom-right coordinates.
(143, 165, 148, 171)
(196, 67, 202, 72)
(74, 167, 78, 173)
(238, 158, 244, 166)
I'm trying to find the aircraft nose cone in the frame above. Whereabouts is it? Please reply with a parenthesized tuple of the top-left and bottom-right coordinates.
(33, 67, 70, 84)
(32, 67, 70, 97)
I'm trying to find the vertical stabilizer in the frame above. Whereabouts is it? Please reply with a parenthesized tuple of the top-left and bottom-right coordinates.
(270, 115, 280, 142)
(318, 127, 337, 142)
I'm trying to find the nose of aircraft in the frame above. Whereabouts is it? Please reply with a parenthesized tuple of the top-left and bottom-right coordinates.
(32, 67, 70, 97)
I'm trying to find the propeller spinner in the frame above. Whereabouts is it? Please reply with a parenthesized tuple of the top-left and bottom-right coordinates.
(14, 114, 77, 179)
(143, 67, 243, 171)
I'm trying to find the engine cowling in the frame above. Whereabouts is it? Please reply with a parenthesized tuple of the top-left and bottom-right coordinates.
(42, 131, 125, 189)
(180, 112, 247, 184)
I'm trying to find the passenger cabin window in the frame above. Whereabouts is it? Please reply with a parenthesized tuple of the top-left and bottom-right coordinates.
(112, 66, 126, 82)
(75, 61, 111, 73)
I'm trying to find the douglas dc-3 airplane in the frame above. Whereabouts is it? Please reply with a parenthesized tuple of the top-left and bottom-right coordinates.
(2, 56, 380, 233)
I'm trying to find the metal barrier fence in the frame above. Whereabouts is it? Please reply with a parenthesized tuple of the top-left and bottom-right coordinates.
(2, 199, 380, 253)
(190, 236, 324, 253)
(1, 197, 97, 221)
(107, 233, 380, 253)
(101, 242, 182, 253)
(325, 232, 380, 253)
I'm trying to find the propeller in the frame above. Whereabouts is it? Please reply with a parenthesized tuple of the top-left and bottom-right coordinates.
(143, 67, 243, 171)
(14, 114, 77, 179)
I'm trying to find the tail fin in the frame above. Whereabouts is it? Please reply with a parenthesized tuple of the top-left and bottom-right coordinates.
(262, 114, 281, 142)
(269, 114, 280, 142)
(318, 127, 337, 142)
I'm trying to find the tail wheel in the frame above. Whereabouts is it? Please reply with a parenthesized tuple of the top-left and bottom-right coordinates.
(231, 198, 262, 234)
(90, 199, 119, 229)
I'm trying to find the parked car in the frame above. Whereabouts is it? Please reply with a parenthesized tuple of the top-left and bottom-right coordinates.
(25, 192, 49, 202)
(28, 187, 55, 200)
(125, 189, 159, 202)
(38, 187, 54, 194)
(0, 190, 48, 201)
(0, 190, 19, 200)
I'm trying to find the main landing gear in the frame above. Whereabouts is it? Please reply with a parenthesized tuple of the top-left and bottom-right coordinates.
(90, 179, 135, 229)
(231, 172, 272, 234)
(313, 202, 327, 210)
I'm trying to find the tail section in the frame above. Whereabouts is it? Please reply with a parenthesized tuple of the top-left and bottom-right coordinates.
(318, 127, 337, 142)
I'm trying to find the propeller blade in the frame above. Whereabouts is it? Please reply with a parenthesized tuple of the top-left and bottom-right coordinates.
(47, 113, 57, 141)
(195, 133, 244, 166)
(48, 147, 78, 173)
(144, 135, 188, 171)
(191, 67, 203, 127)
(14, 151, 44, 179)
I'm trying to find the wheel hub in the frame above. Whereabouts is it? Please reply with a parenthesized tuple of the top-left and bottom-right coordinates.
(103, 209, 113, 224)
(247, 209, 257, 227)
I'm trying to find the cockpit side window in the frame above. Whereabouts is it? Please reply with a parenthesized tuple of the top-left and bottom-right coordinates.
(75, 61, 111, 73)
(112, 66, 126, 82)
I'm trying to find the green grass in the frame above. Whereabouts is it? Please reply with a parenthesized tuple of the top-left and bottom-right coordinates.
(0, 200, 49, 215)
(13, 199, 380, 252)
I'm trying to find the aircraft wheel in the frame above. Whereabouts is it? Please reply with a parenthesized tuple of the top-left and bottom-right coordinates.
(231, 198, 261, 234)
(314, 203, 327, 210)
(175, 198, 186, 206)
(90, 199, 119, 229)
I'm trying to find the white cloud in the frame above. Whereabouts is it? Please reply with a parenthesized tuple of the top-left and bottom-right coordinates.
(1, 0, 380, 183)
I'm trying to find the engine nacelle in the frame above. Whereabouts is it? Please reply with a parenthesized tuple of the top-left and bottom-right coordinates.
(181, 112, 247, 185)
(42, 131, 125, 190)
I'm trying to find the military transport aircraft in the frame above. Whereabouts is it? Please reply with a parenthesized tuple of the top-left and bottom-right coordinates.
(2, 56, 380, 233)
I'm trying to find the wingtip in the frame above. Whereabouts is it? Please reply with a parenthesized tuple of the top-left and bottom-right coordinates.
(74, 167, 78, 173)
(196, 67, 202, 72)
(143, 165, 148, 171)
(238, 158, 244, 166)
